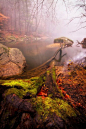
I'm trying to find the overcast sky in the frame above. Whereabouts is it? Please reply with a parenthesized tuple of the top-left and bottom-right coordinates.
(53, 0, 86, 42)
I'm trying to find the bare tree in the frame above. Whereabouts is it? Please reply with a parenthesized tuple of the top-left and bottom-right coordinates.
(66, 0, 86, 31)
(1, 0, 78, 35)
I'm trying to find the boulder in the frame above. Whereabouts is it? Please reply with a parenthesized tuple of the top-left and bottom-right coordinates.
(81, 38, 86, 44)
(0, 43, 26, 77)
(81, 38, 86, 48)
(54, 37, 73, 47)
(9, 48, 26, 69)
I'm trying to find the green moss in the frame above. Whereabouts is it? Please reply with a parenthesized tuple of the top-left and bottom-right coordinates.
(31, 97, 76, 121)
(52, 67, 56, 82)
(2, 80, 30, 89)
(3, 47, 8, 52)
(6, 36, 16, 40)
(0, 80, 6, 84)
(48, 94, 53, 98)
(54, 38, 63, 43)
(2, 76, 44, 98)
(4, 88, 25, 98)
(54, 37, 73, 44)
(47, 70, 50, 75)
(61, 37, 73, 43)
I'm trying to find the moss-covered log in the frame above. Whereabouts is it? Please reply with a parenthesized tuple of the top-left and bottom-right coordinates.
(0, 66, 86, 129)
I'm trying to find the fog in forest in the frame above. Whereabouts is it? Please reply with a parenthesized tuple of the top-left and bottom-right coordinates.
(0, 0, 86, 69)
(0, 0, 86, 41)
(53, 0, 86, 42)
(1, 1, 86, 128)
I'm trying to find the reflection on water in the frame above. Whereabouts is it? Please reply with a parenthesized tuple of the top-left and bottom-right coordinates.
(63, 44, 86, 64)
(6, 39, 58, 69)
(6, 40, 86, 70)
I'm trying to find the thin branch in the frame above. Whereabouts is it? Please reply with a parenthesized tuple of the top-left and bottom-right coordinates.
(70, 26, 86, 33)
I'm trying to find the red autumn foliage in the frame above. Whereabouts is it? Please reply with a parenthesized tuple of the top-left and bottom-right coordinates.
(37, 86, 48, 99)
(56, 78, 62, 84)
(64, 94, 71, 99)
(61, 89, 66, 94)
(68, 79, 71, 81)
(80, 89, 83, 91)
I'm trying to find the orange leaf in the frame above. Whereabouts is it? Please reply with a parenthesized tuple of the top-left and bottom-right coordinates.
(37, 91, 47, 96)
(41, 96, 46, 99)
(80, 89, 82, 91)
(64, 94, 71, 99)
(13, 94, 16, 97)
(60, 87, 64, 90)
(68, 79, 71, 81)
(62, 90, 66, 94)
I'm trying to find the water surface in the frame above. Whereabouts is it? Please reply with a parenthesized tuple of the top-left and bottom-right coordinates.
(6, 39, 86, 70)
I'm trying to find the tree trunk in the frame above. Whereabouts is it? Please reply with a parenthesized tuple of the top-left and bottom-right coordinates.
(18, 0, 21, 35)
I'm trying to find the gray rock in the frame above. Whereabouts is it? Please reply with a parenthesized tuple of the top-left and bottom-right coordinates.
(0, 43, 26, 77)
(0, 44, 9, 65)
(9, 48, 26, 69)
(0, 62, 21, 77)
(54, 37, 73, 47)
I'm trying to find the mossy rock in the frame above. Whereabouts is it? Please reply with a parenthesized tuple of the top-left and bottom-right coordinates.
(54, 37, 73, 46)
(0, 43, 26, 77)
(6, 35, 17, 43)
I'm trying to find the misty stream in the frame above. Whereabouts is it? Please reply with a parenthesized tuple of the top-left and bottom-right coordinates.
(5, 39, 86, 72)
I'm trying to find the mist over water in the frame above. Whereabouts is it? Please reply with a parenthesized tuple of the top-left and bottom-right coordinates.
(1, 0, 86, 70)
(6, 39, 86, 71)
